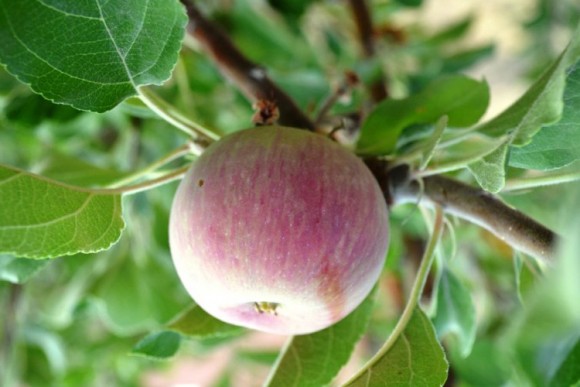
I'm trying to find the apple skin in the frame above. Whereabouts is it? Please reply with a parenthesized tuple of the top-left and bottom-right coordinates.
(169, 126, 389, 335)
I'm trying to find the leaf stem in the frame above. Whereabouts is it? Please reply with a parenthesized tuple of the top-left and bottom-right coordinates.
(137, 86, 220, 141)
(344, 206, 444, 385)
(101, 165, 190, 196)
(503, 166, 580, 191)
(107, 143, 194, 188)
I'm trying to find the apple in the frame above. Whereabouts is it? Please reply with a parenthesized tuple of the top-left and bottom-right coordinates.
(169, 126, 389, 335)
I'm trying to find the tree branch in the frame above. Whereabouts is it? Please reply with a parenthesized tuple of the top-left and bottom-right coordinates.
(347, 0, 388, 102)
(365, 160, 558, 263)
(180, 0, 316, 131)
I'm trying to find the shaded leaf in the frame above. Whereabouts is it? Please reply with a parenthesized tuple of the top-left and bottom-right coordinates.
(550, 337, 580, 387)
(37, 152, 128, 187)
(0, 164, 124, 259)
(131, 331, 181, 360)
(169, 305, 245, 339)
(0, 254, 50, 283)
(510, 62, 580, 170)
(357, 76, 489, 155)
(97, 251, 186, 334)
(265, 289, 376, 387)
(432, 268, 476, 357)
(0, 0, 187, 112)
(345, 308, 448, 386)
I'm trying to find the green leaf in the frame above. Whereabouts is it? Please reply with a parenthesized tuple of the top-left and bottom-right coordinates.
(420, 115, 448, 169)
(0, 164, 124, 259)
(169, 306, 245, 339)
(467, 138, 510, 192)
(0, 254, 50, 283)
(432, 268, 476, 357)
(38, 152, 128, 187)
(448, 339, 510, 387)
(96, 251, 186, 334)
(265, 289, 376, 387)
(131, 331, 181, 360)
(428, 17, 473, 45)
(0, 0, 187, 112)
(345, 308, 448, 386)
(550, 337, 580, 387)
(509, 62, 580, 170)
(357, 76, 489, 155)
(477, 26, 580, 145)
(425, 134, 507, 175)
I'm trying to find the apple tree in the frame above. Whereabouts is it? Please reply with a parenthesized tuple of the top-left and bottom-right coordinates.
(0, 0, 579, 385)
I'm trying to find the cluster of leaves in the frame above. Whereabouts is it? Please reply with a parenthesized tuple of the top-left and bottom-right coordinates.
(0, 0, 579, 386)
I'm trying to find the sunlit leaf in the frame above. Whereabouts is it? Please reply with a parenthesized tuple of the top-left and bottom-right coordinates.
(0, 0, 187, 112)
(131, 331, 181, 360)
(357, 76, 489, 155)
(0, 164, 124, 259)
(344, 308, 448, 386)
(265, 289, 376, 387)
(432, 268, 476, 357)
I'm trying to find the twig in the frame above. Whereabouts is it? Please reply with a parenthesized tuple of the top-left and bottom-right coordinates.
(1, 284, 23, 387)
(347, 0, 388, 102)
(180, 0, 316, 131)
(365, 160, 558, 263)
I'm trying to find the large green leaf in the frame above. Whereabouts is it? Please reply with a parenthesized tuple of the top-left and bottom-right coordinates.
(509, 62, 580, 170)
(432, 268, 476, 357)
(0, 164, 124, 259)
(477, 28, 580, 145)
(264, 289, 376, 387)
(466, 28, 580, 191)
(357, 75, 489, 155)
(344, 308, 448, 386)
(0, 0, 187, 112)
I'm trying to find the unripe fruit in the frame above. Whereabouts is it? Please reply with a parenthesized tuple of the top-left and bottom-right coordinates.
(169, 126, 389, 335)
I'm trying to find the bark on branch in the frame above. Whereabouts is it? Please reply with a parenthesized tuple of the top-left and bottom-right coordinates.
(180, 0, 316, 131)
(365, 160, 558, 263)
(347, 0, 388, 102)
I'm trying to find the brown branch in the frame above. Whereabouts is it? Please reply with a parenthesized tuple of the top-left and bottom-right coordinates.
(347, 0, 388, 102)
(365, 160, 558, 263)
(180, 1, 316, 131)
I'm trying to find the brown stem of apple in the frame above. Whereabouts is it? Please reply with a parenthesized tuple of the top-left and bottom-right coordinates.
(347, 0, 388, 102)
(179, 0, 316, 131)
(365, 161, 558, 264)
